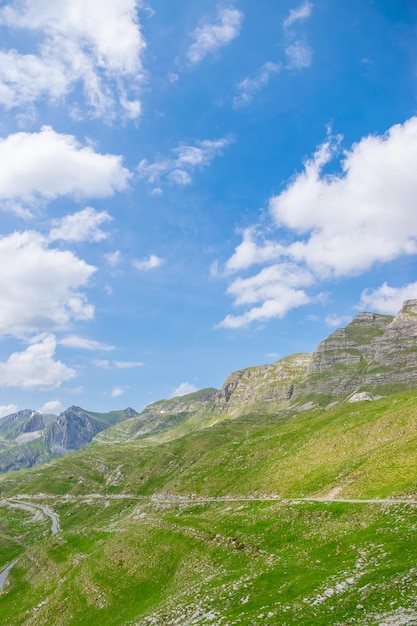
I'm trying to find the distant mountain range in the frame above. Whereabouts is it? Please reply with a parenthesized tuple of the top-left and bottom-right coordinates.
(2, 298, 417, 473)
(0, 406, 137, 472)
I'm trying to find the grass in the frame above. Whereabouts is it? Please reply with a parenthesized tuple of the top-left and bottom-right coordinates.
(1, 390, 417, 623)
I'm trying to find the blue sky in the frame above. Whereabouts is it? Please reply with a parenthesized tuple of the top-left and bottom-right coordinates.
(0, 0, 417, 415)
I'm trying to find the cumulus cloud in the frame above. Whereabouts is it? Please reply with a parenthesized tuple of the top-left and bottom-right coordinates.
(137, 135, 233, 188)
(0, 230, 95, 337)
(171, 382, 198, 397)
(358, 282, 417, 315)
(233, 62, 281, 108)
(218, 266, 312, 329)
(0, 0, 146, 119)
(132, 254, 165, 271)
(0, 333, 76, 390)
(187, 7, 243, 65)
(219, 117, 417, 328)
(285, 41, 312, 69)
(38, 399, 63, 414)
(0, 126, 130, 213)
(49, 207, 112, 242)
(0, 404, 19, 418)
(111, 386, 126, 398)
(225, 227, 285, 273)
(283, 2, 313, 29)
(60, 336, 114, 351)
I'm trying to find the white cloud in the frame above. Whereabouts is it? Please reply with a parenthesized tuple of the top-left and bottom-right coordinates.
(187, 7, 243, 65)
(220, 117, 417, 328)
(283, 2, 313, 29)
(60, 335, 114, 351)
(49, 207, 112, 242)
(111, 386, 126, 398)
(0, 333, 75, 390)
(285, 41, 312, 69)
(269, 118, 417, 277)
(171, 382, 199, 397)
(0, 230, 95, 337)
(358, 282, 417, 315)
(0, 0, 146, 119)
(218, 270, 311, 329)
(0, 126, 130, 213)
(94, 359, 111, 369)
(104, 251, 121, 266)
(113, 360, 144, 368)
(233, 62, 281, 108)
(325, 314, 352, 328)
(94, 359, 143, 369)
(132, 254, 165, 271)
(38, 399, 63, 414)
(0, 404, 19, 418)
(137, 135, 233, 188)
(225, 227, 284, 273)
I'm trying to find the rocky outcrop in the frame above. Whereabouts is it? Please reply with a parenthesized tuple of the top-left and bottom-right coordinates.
(21, 412, 45, 433)
(214, 354, 312, 415)
(46, 406, 108, 453)
(210, 300, 417, 413)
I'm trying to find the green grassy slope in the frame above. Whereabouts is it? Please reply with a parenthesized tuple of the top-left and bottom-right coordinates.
(1, 391, 417, 624)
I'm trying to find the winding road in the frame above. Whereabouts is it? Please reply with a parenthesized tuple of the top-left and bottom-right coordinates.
(0, 499, 59, 592)
(1, 491, 416, 593)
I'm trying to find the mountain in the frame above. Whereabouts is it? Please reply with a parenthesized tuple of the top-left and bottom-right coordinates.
(3, 299, 417, 471)
(2, 301, 417, 624)
(0, 406, 137, 472)
(97, 299, 417, 447)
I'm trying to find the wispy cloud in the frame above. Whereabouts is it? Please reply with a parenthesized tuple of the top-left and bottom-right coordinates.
(94, 359, 143, 369)
(60, 335, 114, 351)
(233, 62, 281, 108)
(187, 7, 243, 65)
(285, 41, 312, 69)
(137, 135, 234, 189)
(132, 255, 165, 271)
(283, 2, 313, 29)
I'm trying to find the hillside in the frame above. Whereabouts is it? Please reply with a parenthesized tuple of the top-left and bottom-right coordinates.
(1, 301, 417, 624)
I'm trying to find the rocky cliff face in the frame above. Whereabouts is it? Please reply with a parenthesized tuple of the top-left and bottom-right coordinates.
(214, 354, 312, 415)
(45, 406, 103, 453)
(213, 299, 417, 413)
